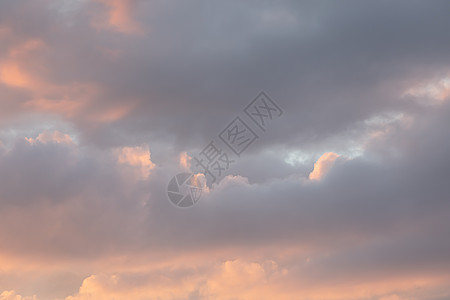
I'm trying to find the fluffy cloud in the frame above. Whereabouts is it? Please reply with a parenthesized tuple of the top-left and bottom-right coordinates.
(0, 291, 38, 300)
(309, 152, 340, 180)
(25, 130, 74, 145)
(115, 145, 155, 178)
(1, 1, 450, 299)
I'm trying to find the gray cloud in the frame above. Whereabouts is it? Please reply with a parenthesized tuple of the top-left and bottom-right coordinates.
(1, 0, 450, 299)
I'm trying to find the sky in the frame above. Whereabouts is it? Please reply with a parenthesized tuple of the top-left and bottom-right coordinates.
(1, 0, 450, 299)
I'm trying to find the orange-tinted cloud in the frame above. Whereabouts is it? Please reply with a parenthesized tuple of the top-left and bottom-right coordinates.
(92, 0, 144, 35)
(115, 145, 155, 179)
(309, 152, 339, 180)
(179, 151, 191, 170)
(0, 63, 32, 88)
(63, 258, 450, 300)
(0, 36, 124, 125)
(87, 102, 135, 123)
(22, 97, 87, 118)
(0, 290, 38, 300)
(403, 76, 450, 105)
(0, 39, 45, 88)
(25, 130, 74, 145)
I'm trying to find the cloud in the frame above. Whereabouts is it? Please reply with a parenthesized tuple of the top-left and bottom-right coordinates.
(63, 260, 290, 300)
(0, 63, 32, 88)
(1, 1, 450, 299)
(63, 257, 450, 300)
(179, 151, 191, 171)
(0, 130, 154, 264)
(309, 152, 340, 180)
(115, 145, 155, 178)
(25, 130, 74, 145)
(403, 75, 450, 105)
(65, 272, 196, 300)
(91, 0, 145, 34)
(0, 291, 38, 300)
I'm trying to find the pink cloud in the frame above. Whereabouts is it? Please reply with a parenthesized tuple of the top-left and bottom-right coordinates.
(91, 0, 145, 35)
(309, 152, 339, 181)
(0, 290, 38, 300)
(115, 145, 155, 179)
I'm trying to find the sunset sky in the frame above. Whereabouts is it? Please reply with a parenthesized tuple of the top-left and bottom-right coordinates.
(1, 1, 450, 299)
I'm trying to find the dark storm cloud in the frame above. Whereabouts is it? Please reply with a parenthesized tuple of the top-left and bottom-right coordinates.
(1, 0, 450, 150)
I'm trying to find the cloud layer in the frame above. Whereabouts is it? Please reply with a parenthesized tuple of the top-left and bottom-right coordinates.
(1, 0, 450, 299)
